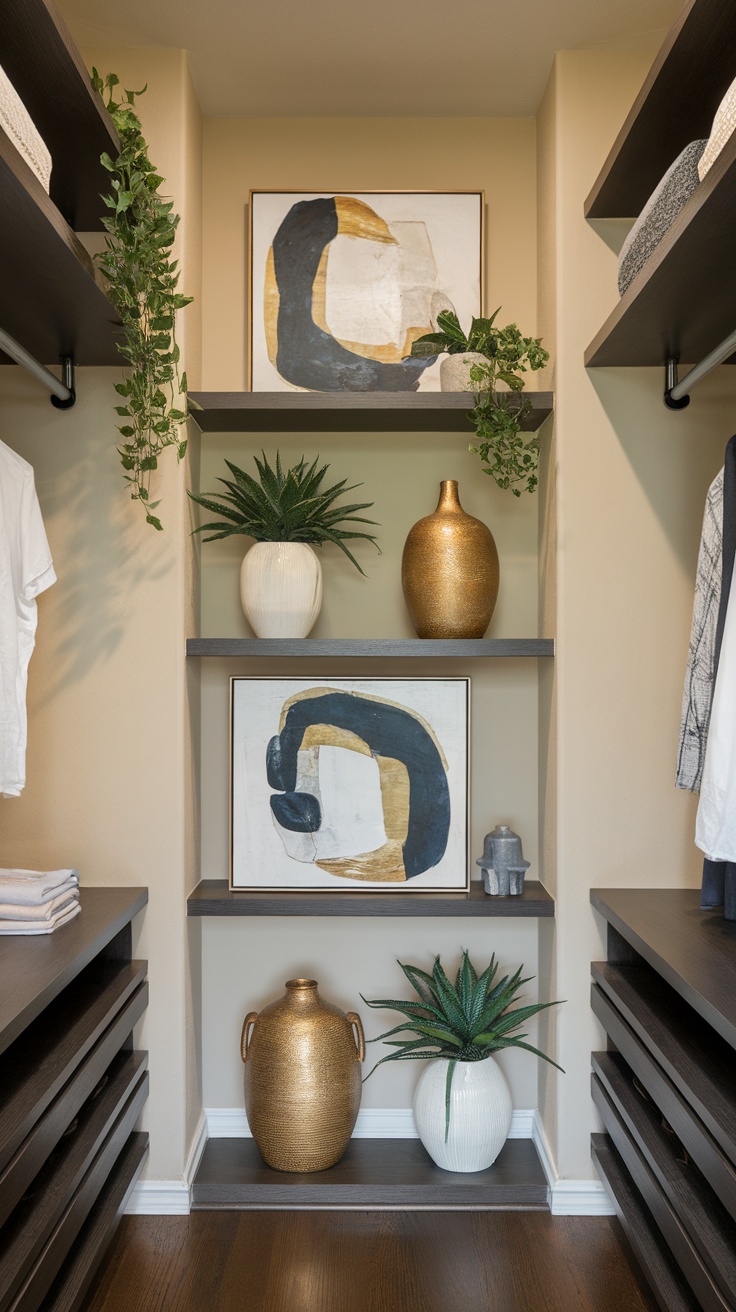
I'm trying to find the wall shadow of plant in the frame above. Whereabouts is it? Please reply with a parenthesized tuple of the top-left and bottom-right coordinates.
(18, 371, 178, 705)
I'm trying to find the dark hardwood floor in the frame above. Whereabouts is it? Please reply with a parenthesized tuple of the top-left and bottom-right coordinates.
(84, 1212, 657, 1311)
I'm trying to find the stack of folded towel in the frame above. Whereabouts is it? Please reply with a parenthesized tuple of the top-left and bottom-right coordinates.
(0, 869, 80, 935)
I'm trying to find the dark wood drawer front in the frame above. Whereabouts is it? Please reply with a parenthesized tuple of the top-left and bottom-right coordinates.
(0, 962, 147, 1176)
(592, 961, 736, 1168)
(39, 1131, 148, 1312)
(593, 1051, 736, 1306)
(6, 1064, 148, 1312)
(592, 1074, 732, 1312)
(591, 1134, 701, 1312)
(0, 985, 147, 1231)
(591, 981, 736, 1220)
(0, 1052, 147, 1312)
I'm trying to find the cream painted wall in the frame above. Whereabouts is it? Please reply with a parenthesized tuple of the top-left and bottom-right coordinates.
(0, 49, 203, 1182)
(196, 117, 547, 1113)
(536, 49, 732, 1179)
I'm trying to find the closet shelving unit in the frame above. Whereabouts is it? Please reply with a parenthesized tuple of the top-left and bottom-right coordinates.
(0, 0, 121, 368)
(584, 0, 736, 369)
(586, 1, 736, 1302)
(187, 387, 555, 1207)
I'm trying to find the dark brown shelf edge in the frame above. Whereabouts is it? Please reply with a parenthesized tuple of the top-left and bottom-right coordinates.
(0, 887, 148, 1057)
(187, 879, 554, 917)
(190, 1137, 549, 1210)
(186, 638, 555, 658)
(40, 1132, 149, 1312)
(590, 888, 736, 1052)
(583, 122, 736, 369)
(591, 1135, 701, 1312)
(188, 391, 553, 434)
(3, 0, 120, 230)
(584, 0, 734, 220)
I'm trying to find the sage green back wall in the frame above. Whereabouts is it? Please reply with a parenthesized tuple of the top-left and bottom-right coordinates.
(197, 116, 546, 1113)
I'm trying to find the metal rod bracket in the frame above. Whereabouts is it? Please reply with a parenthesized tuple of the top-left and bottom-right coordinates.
(664, 356, 690, 410)
(50, 357, 76, 410)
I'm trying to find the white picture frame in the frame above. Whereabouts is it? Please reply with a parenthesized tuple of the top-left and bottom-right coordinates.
(248, 190, 484, 392)
(230, 677, 470, 892)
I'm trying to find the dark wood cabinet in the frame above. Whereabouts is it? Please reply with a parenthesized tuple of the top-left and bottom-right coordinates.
(0, 887, 148, 1312)
(591, 887, 736, 1312)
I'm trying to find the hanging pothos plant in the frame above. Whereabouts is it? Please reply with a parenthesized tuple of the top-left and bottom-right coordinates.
(92, 70, 193, 530)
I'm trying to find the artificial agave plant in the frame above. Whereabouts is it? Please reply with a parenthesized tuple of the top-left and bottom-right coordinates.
(363, 950, 563, 1140)
(188, 451, 379, 574)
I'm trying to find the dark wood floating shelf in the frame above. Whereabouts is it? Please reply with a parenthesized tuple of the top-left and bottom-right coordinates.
(585, 0, 736, 220)
(188, 879, 554, 917)
(4, 0, 120, 230)
(0, 885, 148, 1056)
(188, 391, 554, 433)
(0, 126, 121, 367)
(0, 0, 122, 367)
(584, 0, 736, 368)
(590, 887, 736, 1050)
(191, 1137, 548, 1210)
(186, 637, 554, 659)
(591, 886, 736, 1310)
(585, 122, 736, 368)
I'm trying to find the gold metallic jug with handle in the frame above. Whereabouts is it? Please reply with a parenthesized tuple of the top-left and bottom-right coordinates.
(241, 978, 365, 1172)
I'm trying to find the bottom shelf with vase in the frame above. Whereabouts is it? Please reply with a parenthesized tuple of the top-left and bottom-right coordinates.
(191, 1137, 549, 1210)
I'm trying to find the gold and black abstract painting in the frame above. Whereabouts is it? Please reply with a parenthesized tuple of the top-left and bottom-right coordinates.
(231, 678, 469, 891)
(248, 192, 483, 392)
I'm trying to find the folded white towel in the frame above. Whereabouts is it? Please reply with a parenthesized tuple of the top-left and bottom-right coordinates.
(0, 64, 52, 192)
(0, 900, 81, 935)
(0, 868, 78, 882)
(0, 870, 79, 906)
(0, 890, 78, 921)
(0, 878, 78, 909)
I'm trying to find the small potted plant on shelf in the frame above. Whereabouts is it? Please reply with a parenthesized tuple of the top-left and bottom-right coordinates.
(188, 451, 379, 638)
(410, 310, 550, 496)
(363, 949, 562, 1172)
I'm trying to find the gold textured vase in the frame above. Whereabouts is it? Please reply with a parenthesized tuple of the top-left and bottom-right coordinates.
(241, 979, 365, 1172)
(401, 480, 500, 638)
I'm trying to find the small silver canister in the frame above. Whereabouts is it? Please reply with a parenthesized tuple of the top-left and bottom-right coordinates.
(476, 824, 530, 896)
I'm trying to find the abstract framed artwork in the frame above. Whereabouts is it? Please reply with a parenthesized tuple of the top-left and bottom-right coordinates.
(248, 191, 484, 392)
(230, 677, 469, 892)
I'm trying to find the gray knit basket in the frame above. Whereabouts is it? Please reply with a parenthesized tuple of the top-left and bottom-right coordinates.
(618, 140, 706, 296)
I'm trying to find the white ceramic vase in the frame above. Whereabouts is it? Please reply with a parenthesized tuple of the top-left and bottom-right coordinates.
(413, 1057, 512, 1172)
(439, 351, 488, 392)
(240, 542, 323, 638)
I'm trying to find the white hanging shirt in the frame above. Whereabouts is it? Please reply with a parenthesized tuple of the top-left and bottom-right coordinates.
(0, 441, 55, 797)
(696, 558, 736, 861)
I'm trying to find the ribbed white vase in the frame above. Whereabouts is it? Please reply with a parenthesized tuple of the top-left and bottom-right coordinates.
(240, 542, 323, 638)
(413, 1057, 512, 1172)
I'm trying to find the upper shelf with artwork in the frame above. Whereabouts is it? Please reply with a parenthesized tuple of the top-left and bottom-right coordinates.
(188, 391, 554, 433)
(0, 0, 121, 366)
(584, 0, 736, 369)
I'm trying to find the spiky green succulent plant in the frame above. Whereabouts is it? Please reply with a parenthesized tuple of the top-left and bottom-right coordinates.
(362, 950, 563, 1139)
(188, 451, 379, 574)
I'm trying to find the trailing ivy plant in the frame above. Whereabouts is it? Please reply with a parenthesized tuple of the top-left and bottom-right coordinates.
(92, 70, 193, 530)
(411, 310, 549, 496)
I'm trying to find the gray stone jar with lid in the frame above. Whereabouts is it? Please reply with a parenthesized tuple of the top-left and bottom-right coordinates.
(476, 824, 530, 896)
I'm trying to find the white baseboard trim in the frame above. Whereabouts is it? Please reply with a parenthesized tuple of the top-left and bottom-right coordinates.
(124, 1107, 613, 1216)
(531, 1112, 614, 1216)
(204, 1106, 537, 1141)
(124, 1111, 208, 1216)
(124, 1180, 190, 1215)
